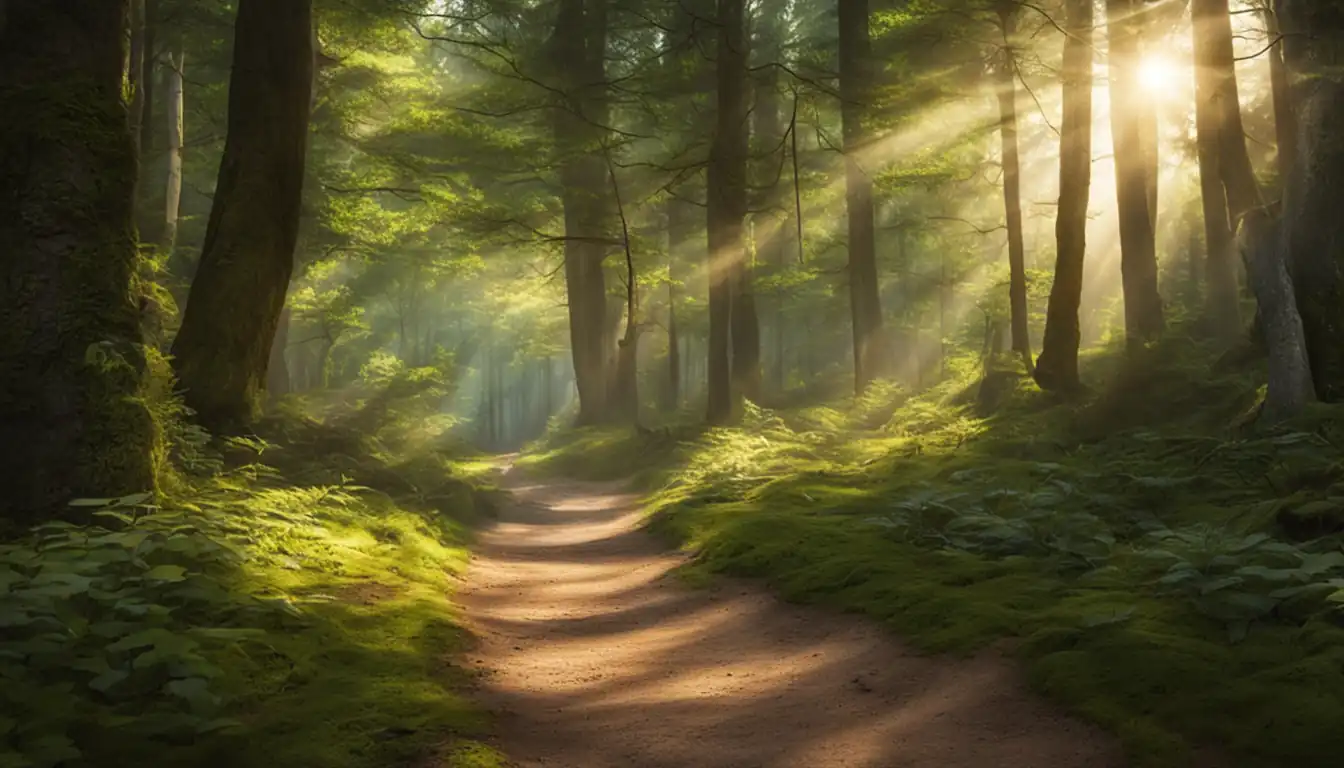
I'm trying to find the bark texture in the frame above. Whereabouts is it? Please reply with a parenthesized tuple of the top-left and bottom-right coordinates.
(1264, 4, 1297, 186)
(1105, 0, 1164, 348)
(1278, 0, 1344, 402)
(554, 0, 614, 426)
(0, 0, 158, 521)
(839, 0, 885, 394)
(706, 0, 748, 424)
(162, 45, 184, 252)
(995, 4, 1032, 371)
(170, 0, 313, 432)
(1034, 0, 1092, 392)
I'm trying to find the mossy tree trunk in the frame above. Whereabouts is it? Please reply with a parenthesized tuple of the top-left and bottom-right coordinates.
(839, 0, 886, 395)
(170, 0, 312, 433)
(706, 0, 748, 425)
(0, 0, 159, 521)
(1035, 0, 1093, 392)
(1106, 0, 1164, 349)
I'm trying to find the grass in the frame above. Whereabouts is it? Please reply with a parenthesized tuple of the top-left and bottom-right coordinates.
(522, 334, 1344, 768)
(3, 399, 506, 768)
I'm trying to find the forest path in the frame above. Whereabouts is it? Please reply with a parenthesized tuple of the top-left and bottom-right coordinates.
(456, 464, 1126, 768)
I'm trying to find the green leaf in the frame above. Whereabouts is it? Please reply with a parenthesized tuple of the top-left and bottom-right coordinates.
(186, 627, 266, 642)
(165, 677, 218, 713)
(89, 669, 129, 693)
(144, 564, 188, 582)
(68, 497, 116, 508)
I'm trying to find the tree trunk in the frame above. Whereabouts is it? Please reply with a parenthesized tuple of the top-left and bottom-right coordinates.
(995, 5, 1032, 371)
(1192, 0, 1239, 337)
(706, 0, 748, 425)
(1200, 0, 1262, 224)
(0, 0, 158, 520)
(839, 0, 885, 395)
(267, 306, 291, 400)
(554, 0, 613, 426)
(170, 0, 313, 432)
(1279, 0, 1344, 403)
(665, 205, 684, 410)
(1035, 0, 1093, 392)
(732, 265, 762, 402)
(1242, 208, 1313, 422)
(162, 45, 184, 253)
(128, 0, 147, 151)
(1264, 4, 1297, 187)
(1106, 0, 1164, 348)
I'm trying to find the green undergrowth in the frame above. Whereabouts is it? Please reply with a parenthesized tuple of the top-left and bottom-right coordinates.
(2, 405, 505, 768)
(529, 335, 1344, 767)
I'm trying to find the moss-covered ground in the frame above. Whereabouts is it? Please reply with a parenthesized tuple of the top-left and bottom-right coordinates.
(521, 335, 1344, 768)
(2, 399, 505, 768)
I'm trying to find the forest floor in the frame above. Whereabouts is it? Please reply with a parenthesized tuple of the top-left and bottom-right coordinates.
(510, 336, 1344, 767)
(458, 462, 1125, 768)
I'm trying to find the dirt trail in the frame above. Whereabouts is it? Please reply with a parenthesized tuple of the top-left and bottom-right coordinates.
(457, 467, 1127, 768)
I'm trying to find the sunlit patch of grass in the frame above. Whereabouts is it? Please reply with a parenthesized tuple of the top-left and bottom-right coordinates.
(528, 335, 1344, 767)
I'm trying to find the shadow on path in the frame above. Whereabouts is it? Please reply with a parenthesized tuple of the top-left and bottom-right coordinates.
(456, 468, 1126, 768)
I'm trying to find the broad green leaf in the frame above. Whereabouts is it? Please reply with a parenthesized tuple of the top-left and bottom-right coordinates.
(144, 565, 188, 582)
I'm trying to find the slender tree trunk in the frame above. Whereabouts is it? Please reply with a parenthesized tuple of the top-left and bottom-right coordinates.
(1263, 4, 1297, 187)
(706, 0, 748, 425)
(1, 0, 158, 520)
(1192, 0, 1239, 337)
(995, 5, 1032, 371)
(128, 0, 147, 151)
(665, 208, 683, 409)
(170, 0, 313, 432)
(609, 160, 640, 422)
(162, 45, 184, 253)
(1278, 0, 1344, 403)
(1035, 0, 1093, 392)
(839, 0, 885, 394)
(1106, 0, 1164, 348)
(1201, 0, 1262, 224)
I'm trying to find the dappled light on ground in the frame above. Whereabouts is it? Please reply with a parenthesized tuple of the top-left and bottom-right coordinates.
(459, 469, 1124, 768)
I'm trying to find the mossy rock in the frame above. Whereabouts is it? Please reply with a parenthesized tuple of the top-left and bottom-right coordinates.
(1276, 497, 1344, 540)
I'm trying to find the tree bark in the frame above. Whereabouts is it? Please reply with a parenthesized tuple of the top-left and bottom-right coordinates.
(1192, 0, 1239, 337)
(170, 0, 313, 432)
(1278, 0, 1344, 403)
(1242, 208, 1313, 421)
(1035, 0, 1093, 392)
(162, 45, 184, 253)
(839, 0, 885, 395)
(1106, 0, 1164, 348)
(554, 0, 613, 426)
(706, 0, 748, 425)
(995, 4, 1032, 372)
(666, 197, 693, 410)
(0, 0, 158, 521)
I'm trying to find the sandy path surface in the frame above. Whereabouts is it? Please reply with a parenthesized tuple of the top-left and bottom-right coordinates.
(456, 467, 1127, 768)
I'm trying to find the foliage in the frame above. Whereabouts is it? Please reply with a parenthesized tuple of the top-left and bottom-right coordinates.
(2, 404, 502, 768)
(525, 335, 1344, 767)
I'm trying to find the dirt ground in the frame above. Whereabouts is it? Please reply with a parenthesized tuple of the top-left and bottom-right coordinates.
(455, 467, 1127, 768)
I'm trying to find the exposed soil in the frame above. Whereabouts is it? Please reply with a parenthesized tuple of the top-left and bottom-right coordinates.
(457, 466, 1127, 767)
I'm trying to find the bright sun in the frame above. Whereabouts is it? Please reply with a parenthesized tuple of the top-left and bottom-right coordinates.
(1137, 54, 1179, 92)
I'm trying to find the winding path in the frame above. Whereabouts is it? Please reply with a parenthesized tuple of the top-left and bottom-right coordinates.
(456, 466, 1126, 767)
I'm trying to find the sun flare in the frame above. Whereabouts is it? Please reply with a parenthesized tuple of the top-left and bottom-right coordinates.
(1137, 53, 1180, 93)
